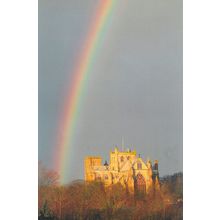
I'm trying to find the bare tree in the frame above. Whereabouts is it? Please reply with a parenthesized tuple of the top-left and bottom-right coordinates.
(38, 162, 59, 186)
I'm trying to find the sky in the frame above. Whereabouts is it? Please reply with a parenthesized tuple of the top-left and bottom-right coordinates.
(39, 0, 182, 182)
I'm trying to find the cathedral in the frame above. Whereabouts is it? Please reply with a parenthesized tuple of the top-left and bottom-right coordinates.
(84, 147, 159, 194)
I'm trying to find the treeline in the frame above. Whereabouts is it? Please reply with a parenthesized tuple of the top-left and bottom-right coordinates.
(38, 164, 183, 220)
(160, 172, 183, 202)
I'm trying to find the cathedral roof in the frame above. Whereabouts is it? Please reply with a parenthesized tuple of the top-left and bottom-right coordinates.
(120, 159, 133, 172)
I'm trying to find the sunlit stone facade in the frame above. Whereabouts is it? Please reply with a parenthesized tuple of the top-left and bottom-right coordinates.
(84, 148, 159, 193)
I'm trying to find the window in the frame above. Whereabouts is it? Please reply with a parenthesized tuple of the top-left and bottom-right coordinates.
(96, 174, 101, 181)
(127, 156, 130, 160)
(120, 156, 124, 162)
(104, 175, 108, 180)
(134, 173, 146, 197)
(137, 162, 142, 170)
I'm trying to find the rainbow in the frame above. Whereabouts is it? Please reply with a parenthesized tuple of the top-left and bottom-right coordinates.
(55, 0, 117, 184)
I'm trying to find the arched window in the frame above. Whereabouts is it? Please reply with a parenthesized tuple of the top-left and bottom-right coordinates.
(120, 156, 124, 162)
(137, 162, 142, 170)
(96, 174, 101, 181)
(134, 173, 146, 197)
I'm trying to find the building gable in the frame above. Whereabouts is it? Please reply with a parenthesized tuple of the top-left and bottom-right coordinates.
(132, 158, 148, 170)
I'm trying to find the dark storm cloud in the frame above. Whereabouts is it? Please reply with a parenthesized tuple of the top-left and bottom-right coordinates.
(39, 0, 182, 181)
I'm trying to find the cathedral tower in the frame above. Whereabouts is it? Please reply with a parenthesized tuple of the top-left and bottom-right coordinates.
(84, 156, 102, 181)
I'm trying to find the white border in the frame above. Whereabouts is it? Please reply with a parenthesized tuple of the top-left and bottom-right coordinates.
(0, 0, 38, 219)
(0, 0, 220, 219)
(184, 0, 220, 219)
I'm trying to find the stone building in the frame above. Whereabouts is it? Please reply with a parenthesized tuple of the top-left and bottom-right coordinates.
(84, 147, 159, 194)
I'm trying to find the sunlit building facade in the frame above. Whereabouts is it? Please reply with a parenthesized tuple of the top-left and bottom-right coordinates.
(84, 148, 159, 194)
